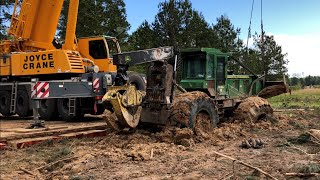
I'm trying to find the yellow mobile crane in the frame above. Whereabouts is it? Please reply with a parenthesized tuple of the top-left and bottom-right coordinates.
(0, 0, 144, 121)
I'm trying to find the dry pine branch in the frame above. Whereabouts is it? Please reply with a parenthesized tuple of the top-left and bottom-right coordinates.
(212, 151, 278, 180)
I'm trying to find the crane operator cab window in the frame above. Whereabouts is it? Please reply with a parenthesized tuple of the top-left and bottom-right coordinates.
(89, 40, 108, 59)
(106, 39, 119, 58)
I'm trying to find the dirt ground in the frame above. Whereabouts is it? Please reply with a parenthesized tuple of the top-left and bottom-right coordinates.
(1, 110, 320, 180)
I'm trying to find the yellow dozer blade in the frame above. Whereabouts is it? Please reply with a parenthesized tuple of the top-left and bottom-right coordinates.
(102, 85, 144, 130)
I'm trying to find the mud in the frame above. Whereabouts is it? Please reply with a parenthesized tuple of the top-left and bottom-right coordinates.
(169, 91, 217, 128)
(233, 96, 273, 122)
(258, 84, 288, 99)
(194, 112, 212, 140)
(1, 110, 320, 179)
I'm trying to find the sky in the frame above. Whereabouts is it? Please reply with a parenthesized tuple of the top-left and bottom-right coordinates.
(124, 0, 320, 77)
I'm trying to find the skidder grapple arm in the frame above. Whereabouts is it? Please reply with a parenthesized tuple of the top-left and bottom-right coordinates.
(102, 47, 181, 129)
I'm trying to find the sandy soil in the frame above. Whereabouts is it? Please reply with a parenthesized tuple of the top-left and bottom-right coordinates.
(0, 110, 320, 180)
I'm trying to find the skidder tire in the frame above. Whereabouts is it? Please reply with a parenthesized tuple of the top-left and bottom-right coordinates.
(39, 99, 58, 120)
(169, 91, 219, 136)
(128, 72, 146, 91)
(0, 91, 11, 116)
(234, 96, 273, 122)
(16, 90, 32, 117)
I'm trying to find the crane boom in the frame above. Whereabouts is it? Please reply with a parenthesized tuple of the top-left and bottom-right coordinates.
(9, 0, 65, 50)
(62, 0, 79, 51)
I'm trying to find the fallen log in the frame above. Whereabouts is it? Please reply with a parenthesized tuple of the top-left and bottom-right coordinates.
(273, 108, 308, 112)
(285, 172, 320, 177)
(0, 124, 107, 142)
(212, 151, 278, 180)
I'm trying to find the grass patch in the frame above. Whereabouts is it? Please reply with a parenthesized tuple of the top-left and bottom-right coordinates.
(269, 88, 320, 109)
(293, 163, 320, 174)
(44, 146, 72, 172)
(288, 120, 307, 130)
(23, 139, 74, 172)
(287, 133, 310, 144)
(45, 146, 72, 163)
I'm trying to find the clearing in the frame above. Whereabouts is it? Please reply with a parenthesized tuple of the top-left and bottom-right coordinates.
(0, 88, 320, 180)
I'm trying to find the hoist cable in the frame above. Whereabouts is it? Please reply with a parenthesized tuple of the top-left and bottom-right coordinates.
(261, 0, 264, 43)
(246, 0, 255, 55)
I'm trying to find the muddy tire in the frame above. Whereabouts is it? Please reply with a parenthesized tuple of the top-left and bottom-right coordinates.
(0, 91, 11, 116)
(169, 91, 219, 134)
(39, 99, 58, 120)
(128, 73, 146, 91)
(234, 97, 273, 122)
(16, 90, 32, 117)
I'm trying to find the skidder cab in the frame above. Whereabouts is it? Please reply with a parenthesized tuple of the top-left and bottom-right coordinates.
(179, 48, 229, 97)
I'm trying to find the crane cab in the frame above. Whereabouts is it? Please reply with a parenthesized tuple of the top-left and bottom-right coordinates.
(77, 36, 120, 73)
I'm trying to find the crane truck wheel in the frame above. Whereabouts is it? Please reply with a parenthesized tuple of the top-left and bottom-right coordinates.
(128, 72, 146, 91)
(169, 91, 219, 137)
(57, 98, 83, 121)
(16, 90, 32, 117)
(39, 99, 58, 120)
(0, 91, 11, 116)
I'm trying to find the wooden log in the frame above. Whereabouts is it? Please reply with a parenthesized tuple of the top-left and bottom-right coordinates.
(212, 151, 278, 180)
(58, 130, 107, 139)
(285, 172, 320, 177)
(0, 124, 107, 142)
(0, 126, 67, 133)
(8, 136, 61, 149)
(0, 143, 6, 150)
(8, 130, 107, 149)
(273, 108, 312, 112)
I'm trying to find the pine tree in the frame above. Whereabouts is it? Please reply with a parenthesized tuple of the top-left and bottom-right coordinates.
(128, 21, 157, 50)
(58, 0, 130, 44)
(212, 15, 243, 53)
(100, 0, 130, 44)
(130, 0, 213, 50)
(253, 32, 288, 80)
(0, 0, 14, 40)
(182, 11, 212, 48)
(212, 15, 244, 73)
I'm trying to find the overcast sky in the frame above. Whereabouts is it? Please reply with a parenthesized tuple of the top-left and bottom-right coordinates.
(124, 0, 320, 77)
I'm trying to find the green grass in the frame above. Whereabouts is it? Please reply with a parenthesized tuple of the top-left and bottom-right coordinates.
(268, 88, 320, 109)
